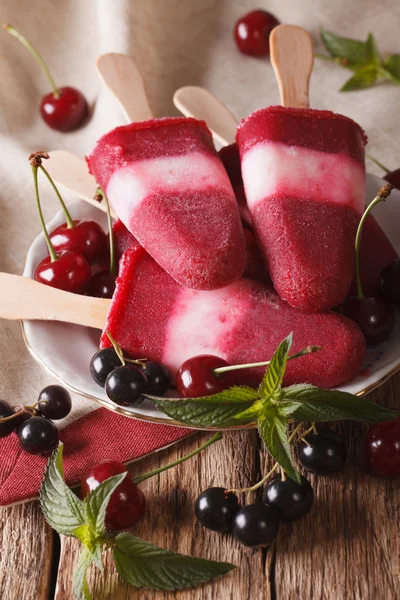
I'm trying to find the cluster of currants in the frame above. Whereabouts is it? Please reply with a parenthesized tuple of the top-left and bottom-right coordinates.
(0, 385, 72, 455)
(195, 429, 347, 547)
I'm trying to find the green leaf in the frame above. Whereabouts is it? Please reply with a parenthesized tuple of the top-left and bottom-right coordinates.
(39, 444, 86, 535)
(258, 411, 301, 484)
(282, 384, 400, 422)
(72, 547, 94, 600)
(340, 66, 378, 91)
(383, 54, 400, 81)
(259, 333, 292, 399)
(149, 386, 259, 427)
(85, 473, 127, 538)
(364, 33, 381, 66)
(320, 30, 366, 66)
(113, 533, 235, 591)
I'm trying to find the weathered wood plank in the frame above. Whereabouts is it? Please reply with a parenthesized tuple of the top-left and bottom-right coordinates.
(55, 431, 272, 599)
(0, 500, 53, 600)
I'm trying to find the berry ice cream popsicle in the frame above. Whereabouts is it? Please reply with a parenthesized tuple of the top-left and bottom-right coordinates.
(88, 117, 246, 290)
(100, 247, 365, 389)
(236, 106, 367, 312)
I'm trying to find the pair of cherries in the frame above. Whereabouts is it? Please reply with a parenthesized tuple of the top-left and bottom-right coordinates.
(31, 153, 116, 298)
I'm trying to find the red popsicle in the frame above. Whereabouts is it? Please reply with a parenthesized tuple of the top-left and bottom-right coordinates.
(100, 247, 365, 389)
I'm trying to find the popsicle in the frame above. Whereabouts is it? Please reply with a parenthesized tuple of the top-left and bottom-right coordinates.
(100, 247, 365, 389)
(88, 54, 246, 291)
(236, 26, 367, 312)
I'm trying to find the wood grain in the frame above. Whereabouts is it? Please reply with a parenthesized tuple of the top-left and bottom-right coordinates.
(0, 500, 53, 599)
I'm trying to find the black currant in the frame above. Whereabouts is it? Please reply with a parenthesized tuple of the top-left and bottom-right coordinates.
(37, 385, 72, 420)
(298, 429, 347, 474)
(105, 365, 148, 407)
(18, 416, 59, 455)
(233, 502, 279, 547)
(90, 348, 121, 387)
(0, 400, 17, 438)
(141, 361, 171, 396)
(263, 475, 314, 522)
(195, 487, 240, 532)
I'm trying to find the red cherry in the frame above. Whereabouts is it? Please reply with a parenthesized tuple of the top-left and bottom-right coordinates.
(365, 418, 400, 477)
(40, 86, 88, 132)
(34, 250, 91, 294)
(176, 355, 236, 398)
(234, 10, 280, 57)
(49, 220, 107, 263)
(88, 271, 116, 299)
(81, 460, 146, 531)
(341, 296, 395, 345)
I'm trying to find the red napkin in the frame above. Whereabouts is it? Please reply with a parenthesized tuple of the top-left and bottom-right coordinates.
(0, 408, 193, 505)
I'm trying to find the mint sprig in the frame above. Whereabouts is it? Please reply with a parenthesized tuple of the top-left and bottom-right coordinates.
(148, 334, 400, 483)
(40, 439, 233, 600)
(319, 30, 400, 91)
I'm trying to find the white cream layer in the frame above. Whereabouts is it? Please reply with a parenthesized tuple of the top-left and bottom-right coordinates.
(161, 282, 252, 370)
(241, 141, 365, 213)
(106, 151, 235, 227)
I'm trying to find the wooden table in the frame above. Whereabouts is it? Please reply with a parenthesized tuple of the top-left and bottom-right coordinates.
(1, 373, 399, 600)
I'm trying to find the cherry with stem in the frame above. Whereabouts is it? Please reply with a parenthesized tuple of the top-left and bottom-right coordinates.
(3, 24, 88, 132)
(30, 153, 107, 263)
(30, 154, 91, 294)
(342, 184, 395, 345)
(88, 189, 117, 298)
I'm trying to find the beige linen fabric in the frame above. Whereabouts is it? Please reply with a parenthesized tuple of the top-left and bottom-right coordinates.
(0, 0, 399, 425)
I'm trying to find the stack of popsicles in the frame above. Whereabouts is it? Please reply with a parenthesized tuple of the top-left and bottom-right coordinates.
(86, 34, 397, 391)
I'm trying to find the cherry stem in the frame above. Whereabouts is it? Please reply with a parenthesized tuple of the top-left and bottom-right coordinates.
(226, 423, 303, 495)
(106, 331, 125, 366)
(32, 166, 58, 262)
(355, 184, 393, 299)
(3, 24, 59, 98)
(0, 408, 31, 423)
(39, 165, 74, 228)
(96, 188, 115, 275)
(213, 346, 321, 375)
(133, 432, 222, 484)
(366, 153, 390, 174)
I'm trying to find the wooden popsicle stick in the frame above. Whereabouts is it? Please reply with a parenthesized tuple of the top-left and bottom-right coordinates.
(0, 273, 109, 329)
(270, 24, 314, 108)
(96, 53, 153, 122)
(45, 151, 117, 219)
(173, 86, 237, 146)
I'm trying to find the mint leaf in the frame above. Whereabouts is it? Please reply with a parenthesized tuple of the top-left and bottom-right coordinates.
(113, 533, 235, 591)
(320, 30, 366, 67)
(364, 33, 381, 66)
(85, 473, 127, 538)
(282, 384, 400, 422)
(259, 333, 292, 399)
(72, 547, 95, 600)
(258, 411, 301, 484)
(40, 444, 86, 535)
(150, 386, 259, 427)
(340, 65, 378, 91)
(383, 54, 400, 81)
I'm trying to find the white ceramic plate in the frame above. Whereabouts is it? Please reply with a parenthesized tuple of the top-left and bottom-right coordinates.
(22, 174, 400, 430)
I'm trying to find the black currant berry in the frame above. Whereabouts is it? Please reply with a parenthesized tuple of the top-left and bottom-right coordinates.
(105, 365, 148, 407)
(263, 475, 314, 522)
(141, 361, 171, 396)
(233, 502, 279, 547)
(90, 348, 121, 387)
(37, 385, 72, 420)
(195, 487, 240, 532)
(18, 416, 59, 455)
(298, 429, 347, 474)
(0, 400, 17, 438)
